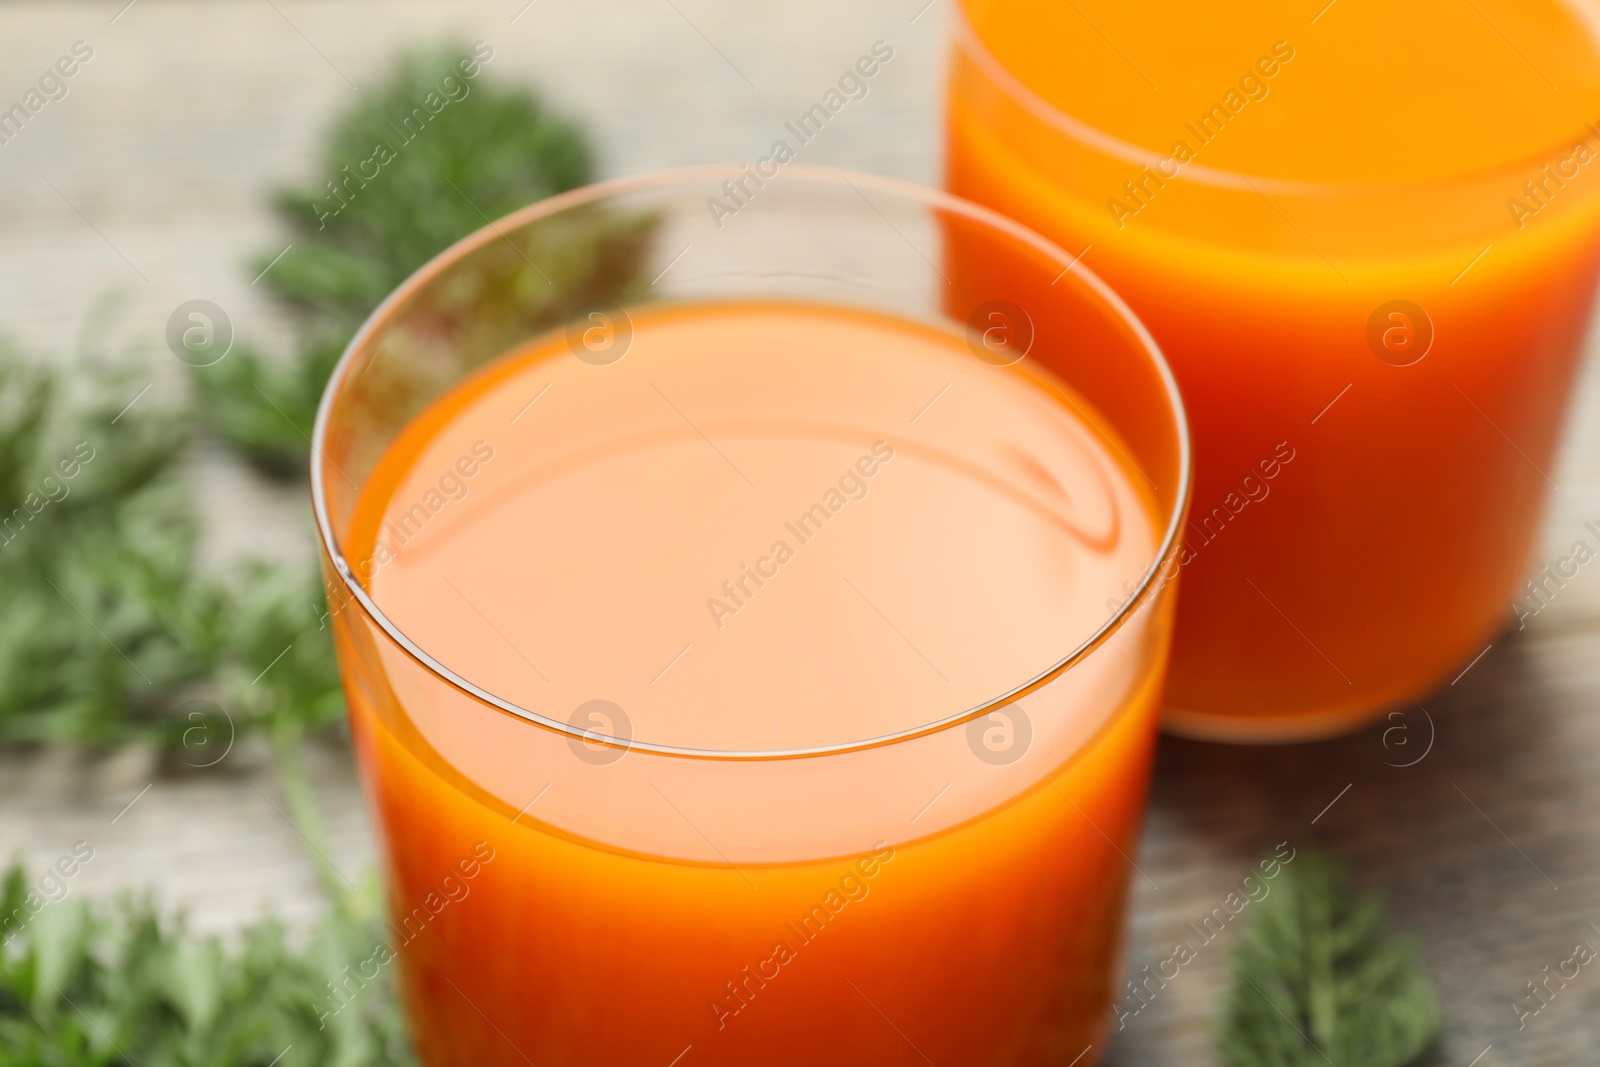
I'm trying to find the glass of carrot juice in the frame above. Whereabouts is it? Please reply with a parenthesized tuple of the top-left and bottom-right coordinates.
(312, 167, 1190, 1066)
(948, 0, 1600, 739)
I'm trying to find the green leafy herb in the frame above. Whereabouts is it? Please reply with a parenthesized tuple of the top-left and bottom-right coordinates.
(0, 303, 341, 750)
(196, 43, 596, 474)
(0, 862, 411, 1067)
(1219, 849, 1439, 1067)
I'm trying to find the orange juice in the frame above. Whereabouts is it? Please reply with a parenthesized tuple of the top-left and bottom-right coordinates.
(948, 0, 1600, 737)
(330, 300, 1173, 1065)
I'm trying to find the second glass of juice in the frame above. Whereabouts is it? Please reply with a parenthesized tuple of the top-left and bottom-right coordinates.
(312, 168, 1190, 1065)
(948, 0, 1600, 739)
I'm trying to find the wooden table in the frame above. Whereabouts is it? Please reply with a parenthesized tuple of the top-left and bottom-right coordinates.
(2, 3, 1597, 1064)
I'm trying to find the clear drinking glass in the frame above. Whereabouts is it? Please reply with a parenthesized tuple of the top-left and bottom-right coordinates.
(312, 166, 1190, 1066)
(947, 0, 1600, 740)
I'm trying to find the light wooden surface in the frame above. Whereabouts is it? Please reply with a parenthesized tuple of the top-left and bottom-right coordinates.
(2, 3, 1599, 1066)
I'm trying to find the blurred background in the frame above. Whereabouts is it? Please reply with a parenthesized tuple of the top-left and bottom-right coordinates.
(3, 2, 1599, 1065)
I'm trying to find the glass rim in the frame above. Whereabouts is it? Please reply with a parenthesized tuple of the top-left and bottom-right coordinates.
(949, 0, 1600, 199)
(309, 164, 1193, 762)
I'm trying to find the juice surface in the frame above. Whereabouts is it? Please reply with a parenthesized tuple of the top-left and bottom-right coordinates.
(332, 301, 1171, 1065)
(951, 0, 1600, 736)
(352, 300, 1154, 767)
(971, 0, 1600, 184)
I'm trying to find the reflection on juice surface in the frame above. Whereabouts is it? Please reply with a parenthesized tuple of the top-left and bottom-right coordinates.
(949, 0, 1600, 737)
(331, 301, 1172, 1065)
